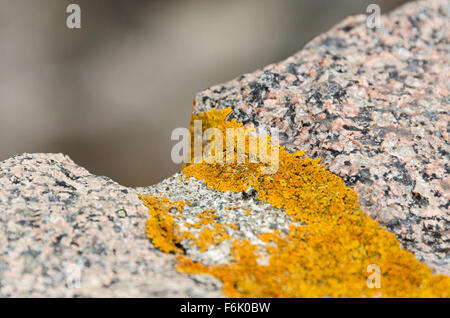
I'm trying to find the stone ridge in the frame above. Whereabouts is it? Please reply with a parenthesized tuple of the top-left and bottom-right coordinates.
(193, 0, 450, 274)
(0, 153, 223, 297)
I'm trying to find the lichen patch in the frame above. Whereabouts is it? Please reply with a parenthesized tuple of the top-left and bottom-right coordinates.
(139, 107, 450, 297)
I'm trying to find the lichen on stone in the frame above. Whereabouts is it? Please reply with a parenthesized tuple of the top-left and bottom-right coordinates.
(138, 194, 186, 253)
(139, 107, 450, 298)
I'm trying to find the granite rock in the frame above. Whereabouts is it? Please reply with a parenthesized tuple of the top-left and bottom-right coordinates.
(193, 0, 449, 274)
(0, 153, 223, 297)
(0, 0, 448, 298)
(137, 174, 301, 267)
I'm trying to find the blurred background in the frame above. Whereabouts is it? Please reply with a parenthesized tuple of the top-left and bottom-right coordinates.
(0, 0, 406, 186)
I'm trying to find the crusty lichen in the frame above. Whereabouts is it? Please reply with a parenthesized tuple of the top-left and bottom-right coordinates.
(138, 194, 186, 253)
(139, 196, 234, 253)
(139, 107, 450, 297)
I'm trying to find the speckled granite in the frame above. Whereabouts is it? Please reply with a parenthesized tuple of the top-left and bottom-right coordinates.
(0, 153, 222, 297)
(193, 0, 449, 274)
(1, 0, 448, 298)
(137, 174, 302, 267)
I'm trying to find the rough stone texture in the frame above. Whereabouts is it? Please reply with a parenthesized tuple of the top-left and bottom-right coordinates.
(0, 153, 222, 297)
(137, 174, 301, 266)
(0, 0, 448, 298)
(193, 0, 450, 274)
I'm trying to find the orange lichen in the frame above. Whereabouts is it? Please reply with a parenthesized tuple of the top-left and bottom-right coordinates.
(187, 107, 242, 166)
(196, 223, 232, 252)
(138, 198, 234, 253)
(139, 107, 450, 297)
(138, 194, 186, 253)
(186, 209, 232, 251)
(196, 209, 217, 225)
(177, 219, 450, 297)
(225, 223, 239, 230)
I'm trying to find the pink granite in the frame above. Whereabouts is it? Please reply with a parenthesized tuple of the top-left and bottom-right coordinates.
(0, 153, 222, 297)
(0, 0, 448, 298)
(193, 0, 449, 274)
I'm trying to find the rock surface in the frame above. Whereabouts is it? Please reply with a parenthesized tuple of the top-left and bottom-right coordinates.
(137, 173, 301, 267)
(0, 0, 448, 297)
(193, 0, 449, 274)
(0, 153, 222, 297)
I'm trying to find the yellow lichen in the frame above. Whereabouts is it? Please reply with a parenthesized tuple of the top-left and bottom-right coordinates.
(139, 107, 450, 298)
(196, 223, 232, 252)
(196, 209, 217, 225)
(187, 209, 232, 251)
(187, 107, 242, 166)
(139, 199, 234, 253)
(138, 194, 185, 253)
